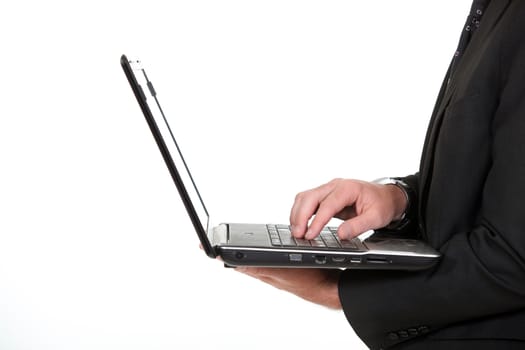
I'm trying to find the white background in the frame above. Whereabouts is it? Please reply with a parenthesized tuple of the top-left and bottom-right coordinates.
(1, 1, 469, 349)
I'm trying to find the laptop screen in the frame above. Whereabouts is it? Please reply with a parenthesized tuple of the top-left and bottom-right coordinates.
(122, 56, 215, 257)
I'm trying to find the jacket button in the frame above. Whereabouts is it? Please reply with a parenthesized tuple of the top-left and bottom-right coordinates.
(418, 326, 429, 334)
(398, 330, 409, 338)
(388, 332, 399, 340)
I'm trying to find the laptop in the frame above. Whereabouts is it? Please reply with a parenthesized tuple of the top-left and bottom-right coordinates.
(120, 54, 441, 270)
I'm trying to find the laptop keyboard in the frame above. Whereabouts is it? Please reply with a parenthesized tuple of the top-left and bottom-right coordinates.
(267, 224, 359, 250)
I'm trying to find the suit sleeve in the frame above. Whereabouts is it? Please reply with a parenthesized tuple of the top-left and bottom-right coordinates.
(338, 14, 525, 350)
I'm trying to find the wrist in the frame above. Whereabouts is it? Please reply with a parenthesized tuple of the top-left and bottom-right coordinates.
(386, 184, 408, 221)
(373, 177, 411, 229)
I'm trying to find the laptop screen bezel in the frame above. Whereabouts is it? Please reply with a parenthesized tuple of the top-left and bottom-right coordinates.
(120, 54, 217, 258)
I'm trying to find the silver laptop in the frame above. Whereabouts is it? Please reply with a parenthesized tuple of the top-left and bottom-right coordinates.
(121, 54, 441, 270)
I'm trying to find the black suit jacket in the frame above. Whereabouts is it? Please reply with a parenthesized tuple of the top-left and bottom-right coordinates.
(339, 1, 525, 349)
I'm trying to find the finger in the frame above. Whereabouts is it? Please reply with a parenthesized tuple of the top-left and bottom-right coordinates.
(289, 194, 317, 237)
(305, 190, 350, 239)
(305, 200, 344, 239)
(290, 184, 334, 237)
(305, 185, 359, 239)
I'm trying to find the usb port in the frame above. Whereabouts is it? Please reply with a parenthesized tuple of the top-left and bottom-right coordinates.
(289, 253, 303, 262)
(350, 257, 362, 264)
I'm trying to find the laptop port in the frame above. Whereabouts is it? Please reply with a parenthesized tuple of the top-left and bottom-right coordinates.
(350, 257, 362, 264)
(314, 255, 327, 264)
(367, 256, 389, 264)
(332, 256, 346, 263)
(289, 253, 303, 262)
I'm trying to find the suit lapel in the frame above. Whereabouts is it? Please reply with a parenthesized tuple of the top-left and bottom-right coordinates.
(418, 0, 510, 236)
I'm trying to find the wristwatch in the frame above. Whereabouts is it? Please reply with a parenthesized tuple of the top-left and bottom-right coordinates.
(373, 177, 412, 230)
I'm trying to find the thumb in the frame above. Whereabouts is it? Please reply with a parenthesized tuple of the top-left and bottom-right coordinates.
(337, 212, 382, 239)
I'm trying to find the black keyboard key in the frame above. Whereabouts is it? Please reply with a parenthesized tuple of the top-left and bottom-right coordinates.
(276, 228, 294, 246)
(277, 228, 292, 236)
(295, 238, 311, 247)
(340, 239, 358, 250)
(311, 237, 326, 247)
(271, 239, 282, 246)
(280, 237, 296, 246)
(324, 239, 341, 248)
(268, 224, 361, 249)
